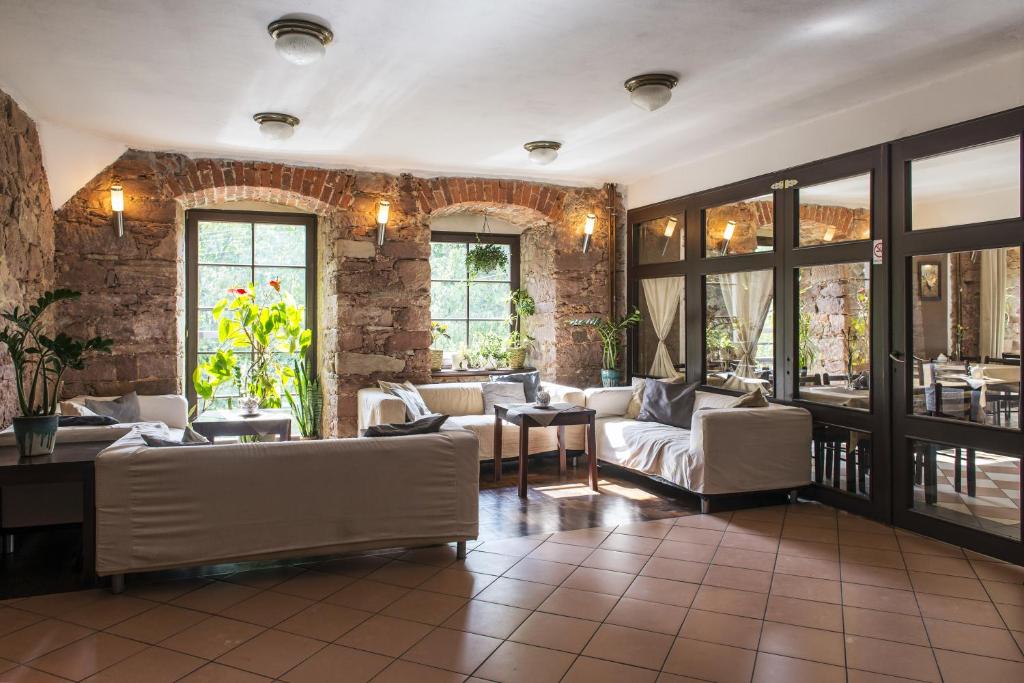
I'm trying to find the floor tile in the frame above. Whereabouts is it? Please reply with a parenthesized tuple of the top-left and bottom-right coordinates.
(924, 618, 1023, 660)
(678, 609, 761, 649)
(371, 659, 467, 683)
(903, 553, 976, 578)
(125, 579, 211, 604)
(984, 580, 1024, 606)
(275, 602, 371, 642)
(765, 595, 843, 632)
(29, 632, 147, 681)
(474, 577, 554, 610)
(509, 611, 599, 653)
(933, 649, 1024, 683)
(665, 526, 724, 546)
(845, 634, 941, 682)
(654, 539, 717, 563)
(915, 593, 1005, 628)
(777, 539, 839, 561)
(781, 524, 838, 544)
(547, 528, 610, 547)
(995, 602, 1024, 630)
(418, 568, 496, 598)
(0, 608, 42, 638)
(13, 589, 104, 618)
(842, 583, 919, 615)
(841, 546, 905, 569)
(80, 645, 204, 683)
(269, 571, 354, 601)
(323, 579, 409, 612)
(0, 666, 75, 682)
(105, 604, 207, 644)
(366, 561, 441, 588)
(562, 655, 659, 683)
(844, 606, 929, 646)
(216, 629, 323, 679)
(0, 618, 93, 663)
(475, 640, 575, 682)
(524, 542, 593, 565)
(640, 557, 709, 584)
(224, 567, 303, 591)
(336, 614, 432, 656)
(582, 548, 649, 574)
(703, 564, 772, 593)
(159, 616, 264, 660)
(582, 623, 675, 669)
(380, 589, 466, 626)
(663, 637, 757, 683)
(317, 554, 392, 578)
(692, 585, 767, 619)
(896, 533, 965, 558)
(176, 662, 273, 682)
(839, 530, 900, 551)
(171, 582, 260, 614)
(398, 545, 462, 567)
(402, 627, 502, 675)
(456, 551, 521, 576)
(971, 560, 1024, 584)
(537, 587, 618, 621)
(719, 532, 780, 554)
(60, 594, 155, 630)
(563, 566, 636, 596)
(674, 513, 732, 530)
(712, 546, 776, 572)
(279, 643, 388, 683)
(614, 520, 675, 540)
(909, 571, 988, 600)
(442, 600, 532, 639)
(840, 562, 912, 590)
(600, 533, 661, 555)
(220, 590, 312, 627)
(607, 597, 687, 635)
(758, 621, 844, 665)
(752, 651, 846, 683)
(625, 577, 698, 608)
(774, 554, 840, 581)
(770, 573, 842, 604)
(474, 537, 544, 557)
(502, 559, 575, 586)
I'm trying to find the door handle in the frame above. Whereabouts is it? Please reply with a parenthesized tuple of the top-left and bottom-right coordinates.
(889, 351, 905, 363)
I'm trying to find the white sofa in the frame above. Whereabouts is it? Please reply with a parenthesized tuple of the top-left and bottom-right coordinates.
(585, 387, 812, 510)
(95, 425, 479, 590)
(358, 381, 586, 461)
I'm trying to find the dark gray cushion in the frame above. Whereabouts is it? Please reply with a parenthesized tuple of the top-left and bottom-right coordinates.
(636, 379, 698, 429)
(364, 414, 448, 437)
(491, 371, 541, 402)
(85, 392, 141, 423)
(58, 415, 119, 427)
(141, 427, 211, 448)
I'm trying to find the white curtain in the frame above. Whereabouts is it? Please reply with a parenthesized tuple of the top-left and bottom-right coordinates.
(721, 270, 773, 378)
(979, 248, 1007, 361)
(641, 277, 684, 377)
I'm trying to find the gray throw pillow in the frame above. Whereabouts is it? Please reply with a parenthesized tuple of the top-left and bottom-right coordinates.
(378, 380, 431, 421)
(364, 414, 448, 437)
(491, 371, 541, 402)
(141, 427, 211, 448)
(481, 382, 526, 415)
(636, 379, 698, 429)
(85, 392, 142, 423)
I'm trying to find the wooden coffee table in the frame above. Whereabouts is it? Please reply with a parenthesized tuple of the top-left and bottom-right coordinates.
(192, 409, 292, 442)
(493, 404, 598, 498)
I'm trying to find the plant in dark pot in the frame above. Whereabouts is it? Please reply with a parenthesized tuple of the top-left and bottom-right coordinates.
(569, 309, 642, 387)
(0, 289, 113, 457)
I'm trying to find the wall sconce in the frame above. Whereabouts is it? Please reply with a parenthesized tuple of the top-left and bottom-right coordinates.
(822, 225, 836, 242)
(375, 200, 391, 247)
(660, 216, 678, 256)
(110, 180, 125, 238)
(582, 213, 596, 253)
(720, 220, 735, 256)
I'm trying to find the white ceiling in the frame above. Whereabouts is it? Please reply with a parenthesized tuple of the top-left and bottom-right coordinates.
(1, 0, 1022, 205)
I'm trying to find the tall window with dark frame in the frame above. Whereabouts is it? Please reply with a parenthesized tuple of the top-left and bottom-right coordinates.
(185, 210, 317, 407)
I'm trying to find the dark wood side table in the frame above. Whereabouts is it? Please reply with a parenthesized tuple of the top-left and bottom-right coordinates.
(493, 404, 598, 498)
(192, 409, 292, 442)
(0, 441, 107, 582)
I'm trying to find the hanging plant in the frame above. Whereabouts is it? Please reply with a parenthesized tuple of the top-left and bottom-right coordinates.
(464, 211, 509, 280)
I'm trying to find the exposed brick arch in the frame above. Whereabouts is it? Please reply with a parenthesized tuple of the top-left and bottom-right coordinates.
(429, 201, 552, 230)
(414, 177, 569, 223)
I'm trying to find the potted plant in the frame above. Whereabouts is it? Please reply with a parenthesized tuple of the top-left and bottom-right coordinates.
(429, 322, 450, 371)
(797, 310, 816, 377)
(569, 309, 642, 387)
(478, 332, 509, 370)
(284, 351, 322, 439)
(0, 289, 113, 457)
(465, 243, 508, 280)
(506, 288, 536, 370)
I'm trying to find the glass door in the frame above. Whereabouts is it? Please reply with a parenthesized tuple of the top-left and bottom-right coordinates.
(890, 110, 1023, 562)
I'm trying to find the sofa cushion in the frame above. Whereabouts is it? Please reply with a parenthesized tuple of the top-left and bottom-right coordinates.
(481, 382, 526, 415)
(86, 392, 142, 423)
(364, 414, 448, 437)
(637, 379, 697, 429)
(142, 426, 211, 448)
(491, 371, 541, 403)
(378, 381, 432, 420)
(625, 374, 687, 419)
(58, 415, 119, 427)
(730, 388, 769, 408)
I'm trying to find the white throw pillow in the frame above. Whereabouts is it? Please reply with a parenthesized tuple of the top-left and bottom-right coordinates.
(481, 382, 526, 415)
(378, 380, 432, 421)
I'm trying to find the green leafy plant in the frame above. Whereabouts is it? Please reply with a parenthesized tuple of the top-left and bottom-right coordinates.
(797, 310, 817, 371)
(465, 243, 508, 280)
(284, 352, 322, 438)
(0, 289, 113, 416)
(477, 332, 509, 364)
(430, 321, 451, 348)
(569, 309, 642, 370)
(845, 288, 870, 379)
(506, 288, 536, 351)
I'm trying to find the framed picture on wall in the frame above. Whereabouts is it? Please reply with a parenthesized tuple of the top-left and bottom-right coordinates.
(917, 261, 942, 301)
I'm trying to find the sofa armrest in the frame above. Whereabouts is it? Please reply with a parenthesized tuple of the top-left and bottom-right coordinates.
(584, 386, 634, 417)
(542, 382, 585, 407)
(357, 388, 406, 431)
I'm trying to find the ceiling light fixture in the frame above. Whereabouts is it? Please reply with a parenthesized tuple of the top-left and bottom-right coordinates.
(267, 18, 333, 65)
(253, 112, 299, 140)
(624, 73, 678, 112)
(524, 140, 561, 165)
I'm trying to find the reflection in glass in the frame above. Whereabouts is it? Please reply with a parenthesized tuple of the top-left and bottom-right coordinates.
(812, 425, 871, 498)
(911, 136, 1021, 231)
(637, 215, 683, 264)
(705, 194, 773, 257)
(255, 224, 306, 266)
(198, 221, 251, 264)
(799, 174, 871, 246)
(912, 439, 1020, 541)
(705, 270, 774, 395)
(911, 248, 1020, 429)
(637, 277, 684, 378)
(797, 263, 870, 410)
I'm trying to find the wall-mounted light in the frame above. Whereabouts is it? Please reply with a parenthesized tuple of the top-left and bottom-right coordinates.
(582, 213, 596, 253)
(110, 180, 124, 238)
(660, 216, 678, 256)
(720, 220, 736, 256)
(822, 225, 836, 242)
(376, 200, 391, 247)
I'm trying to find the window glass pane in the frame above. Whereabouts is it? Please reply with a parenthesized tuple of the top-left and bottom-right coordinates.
(431, 242, 467, 280)
(469, 320, 507, 348)
(705, 270, 774, 395)
(705, 194, 773, 257)
(431, 281, 466, 319)
(198, 310, 220, 353)
(254, 224, 306, 266)
(637, 215, 683, 265)
(812, 425, 871, 499)
(911, 137, 1021, 231)
(797, 263, 870, 410)
(469, 282, 508, 319)
(469, 243, 511, 281)
(637, 276, 684, 378)
(432, 320, 466, 352)
(254, 267, 305, 312)
(911, 248, 1020, 429)
(911, 439, 1020, 541)
(198, 221, 251, 264)
(799, 174, 871, 246)
(198, 265, 251, 307)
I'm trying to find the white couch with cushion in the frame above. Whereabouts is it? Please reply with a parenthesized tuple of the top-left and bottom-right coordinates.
(585, 386, 812, 508)
(358, 381, 586, 461)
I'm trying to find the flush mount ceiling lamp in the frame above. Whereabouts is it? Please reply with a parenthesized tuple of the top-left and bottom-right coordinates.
(267, 18, 333, 65)
(524, 140, 561, 165)
(624, 73, 678, 112)
(253, 112, 299, 140)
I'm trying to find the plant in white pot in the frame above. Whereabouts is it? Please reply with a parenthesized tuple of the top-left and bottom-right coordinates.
(0, 289, 113, 457)
(569, 309, 642, 387)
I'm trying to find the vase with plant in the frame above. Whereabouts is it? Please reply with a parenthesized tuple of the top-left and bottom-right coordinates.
(284, 351, 322, 439)
(569, 309, 642, 387)
(506, 288, 536, 369)
(0, 289, 113, 457)
(193, 280, 312, 414)
(429, 322, 450, 371)
(477, 332, 509, 369)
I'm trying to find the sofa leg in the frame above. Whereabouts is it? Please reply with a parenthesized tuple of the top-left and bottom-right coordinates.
(700, 498, 711, 514)
(110, 574, 125, 594)
(789, 489, 800, 504)
(456, 541, 467, 560)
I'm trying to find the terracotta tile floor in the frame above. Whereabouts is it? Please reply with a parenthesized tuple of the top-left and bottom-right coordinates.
(1, 502, 1022, 682)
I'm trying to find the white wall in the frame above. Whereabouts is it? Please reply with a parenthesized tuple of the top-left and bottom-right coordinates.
(35, 119, 126, 210)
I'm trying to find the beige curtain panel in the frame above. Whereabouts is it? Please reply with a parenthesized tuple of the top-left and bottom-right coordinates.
(721, 270, 773, 378)
(979, 247, 1007, 360)
(642, 276, 684, 378)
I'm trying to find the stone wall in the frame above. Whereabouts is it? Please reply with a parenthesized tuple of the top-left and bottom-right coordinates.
(0, 89, 55, 426)
(53, 151, 617, 435)
(799, 263, 870, 376)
